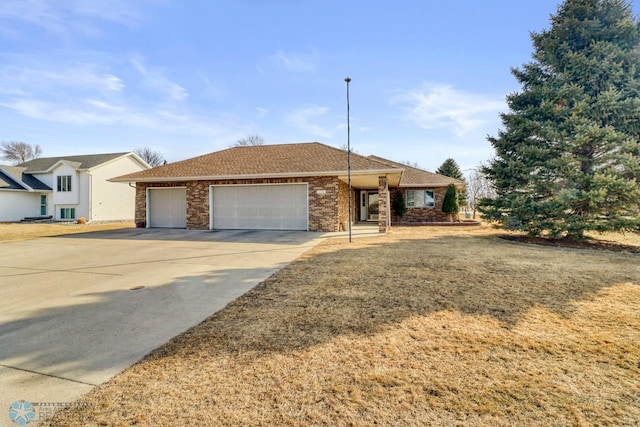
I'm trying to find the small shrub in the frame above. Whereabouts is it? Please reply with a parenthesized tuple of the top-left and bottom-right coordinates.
(77, 217, 87, 224)
(442, 184, 459, 221)
(391, 191, 407, 218)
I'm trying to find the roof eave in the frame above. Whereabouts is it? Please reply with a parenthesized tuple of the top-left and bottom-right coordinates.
(398, 181, 466, 188)
(109, 168, 404, 183)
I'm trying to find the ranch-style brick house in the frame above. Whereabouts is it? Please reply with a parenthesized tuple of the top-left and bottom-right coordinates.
(111, 142, 464, 233)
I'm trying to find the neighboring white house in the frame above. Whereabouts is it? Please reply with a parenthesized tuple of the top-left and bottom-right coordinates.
(0, 152, 150, 222)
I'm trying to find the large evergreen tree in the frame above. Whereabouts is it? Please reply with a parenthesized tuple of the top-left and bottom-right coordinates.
(481, 0, 640, 239)
(436, 158, 468, 206)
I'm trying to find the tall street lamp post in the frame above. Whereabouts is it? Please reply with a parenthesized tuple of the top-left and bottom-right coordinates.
(345, 77, 352, 243)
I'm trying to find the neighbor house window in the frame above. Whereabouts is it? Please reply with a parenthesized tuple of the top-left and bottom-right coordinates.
(406, 190, 435, 208)
(57, 175, 72, 192)
(60, 208, 75, 219)
(40, 195, 47, 216)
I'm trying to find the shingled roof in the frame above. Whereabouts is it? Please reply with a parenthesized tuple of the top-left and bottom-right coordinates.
(367, 156, 465, 187)
(112, 143, 401, 182)
(18, 152, 131, 173)
(0, 166, 51, 191)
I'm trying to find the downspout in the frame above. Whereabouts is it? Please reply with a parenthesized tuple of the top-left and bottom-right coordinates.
(86, 172, 93, 222)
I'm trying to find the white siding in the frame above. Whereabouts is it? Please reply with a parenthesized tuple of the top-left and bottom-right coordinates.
(31, 172, 52, 188)
(0, 191, 41, 221)
(90, 155, 148, 221)
(51, 163, 80, 207)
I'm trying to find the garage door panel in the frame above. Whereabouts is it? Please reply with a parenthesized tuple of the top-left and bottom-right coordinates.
(212, 184, 307, 231)
(148, 188, 187, 228)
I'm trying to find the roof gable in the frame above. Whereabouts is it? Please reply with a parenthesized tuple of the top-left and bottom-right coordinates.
(0, 167, 27, 190)
(0, 166, 51, 191)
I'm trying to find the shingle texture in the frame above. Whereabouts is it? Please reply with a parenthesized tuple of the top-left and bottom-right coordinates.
(18, 153, 129, 172)
(367, 156, 464, 187)
(115, 143, 397, 181)
(114, 143, 463, 187)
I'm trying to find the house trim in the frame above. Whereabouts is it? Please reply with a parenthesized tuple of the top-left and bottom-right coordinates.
(111, 168, 402, 183)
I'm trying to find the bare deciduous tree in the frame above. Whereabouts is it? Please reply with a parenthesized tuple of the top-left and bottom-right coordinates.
(1, 141, 42, 164)
(339, 144, 359, 154)
(234, 134, 265, 147)
(467, 165, 496, 219)
(134, 147, 165, 167)
(400, 160, 420, 168)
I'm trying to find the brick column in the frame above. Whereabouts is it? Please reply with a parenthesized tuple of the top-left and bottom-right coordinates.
(186, 181, 210, 229)
(135, 183, 147, 226)
(378, 176, 389, 233)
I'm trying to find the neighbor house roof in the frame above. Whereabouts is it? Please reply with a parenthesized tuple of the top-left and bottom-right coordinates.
(112, 142, 402, 182)
(367, 156, 465, 187)
(19, 152, 132, 173)
(0, 166, 51, 191)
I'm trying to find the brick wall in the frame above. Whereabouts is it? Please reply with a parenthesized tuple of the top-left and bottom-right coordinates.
(390, 187, 449, 223)
(308, 176, 341, 231)
(337, 180, 350, 230)
(378, 176, 389, 233)
(137, 176, 343, 232)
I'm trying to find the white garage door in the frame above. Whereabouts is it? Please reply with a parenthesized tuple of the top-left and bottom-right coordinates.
(211, 184, 308, 230)
(148, 187, 187, 228)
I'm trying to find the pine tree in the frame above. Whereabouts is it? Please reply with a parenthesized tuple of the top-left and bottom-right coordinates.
(436, 158, 468, 206)
(442, 184, 459, 222)
(481, 0, 640, 239)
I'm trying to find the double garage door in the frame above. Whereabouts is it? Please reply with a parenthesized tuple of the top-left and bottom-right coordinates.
(147, 184, 308, 230)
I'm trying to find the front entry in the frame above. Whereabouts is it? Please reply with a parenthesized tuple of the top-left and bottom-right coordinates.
(360, 191, 379, 221)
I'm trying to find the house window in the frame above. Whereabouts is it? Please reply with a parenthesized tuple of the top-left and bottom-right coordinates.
(40, 195, 47, 216)
(60, 208, 75, 219)
(57, 175, 72, 192)
(406, 190, 435, 208)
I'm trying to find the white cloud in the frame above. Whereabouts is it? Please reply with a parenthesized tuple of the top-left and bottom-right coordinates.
(0, 64, 125, 96)
(271, 50, 317, 73)
(391, 84, 505, 136)
(286, 105, 335, 138)
(0, 0, 144, 37)
(256, 107, 270, 118)
(131, 57, 188, 101)
(1, 97, 232, 138)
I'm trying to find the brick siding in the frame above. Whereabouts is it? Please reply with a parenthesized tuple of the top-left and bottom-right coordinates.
(136, 176, 344, 232)
(378, 176, 389, 233)
(390, 187, 449, 223)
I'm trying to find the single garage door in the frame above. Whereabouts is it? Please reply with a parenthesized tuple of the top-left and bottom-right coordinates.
(148, 187, 187, 228)
(211, 184, 307, 230)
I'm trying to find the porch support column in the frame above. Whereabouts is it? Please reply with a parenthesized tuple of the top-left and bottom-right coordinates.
(378, 176, 389, 233)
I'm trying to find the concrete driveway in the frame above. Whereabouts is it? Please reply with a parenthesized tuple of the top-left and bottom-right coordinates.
(0, 228, 327, 425)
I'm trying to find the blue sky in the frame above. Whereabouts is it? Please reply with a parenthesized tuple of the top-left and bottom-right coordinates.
(1, 0, 637, 172)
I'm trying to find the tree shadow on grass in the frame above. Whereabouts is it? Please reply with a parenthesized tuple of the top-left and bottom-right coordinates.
(145, 233, 639, 357)
(42, 233, 640, 425)
(4, 233, 637, 383)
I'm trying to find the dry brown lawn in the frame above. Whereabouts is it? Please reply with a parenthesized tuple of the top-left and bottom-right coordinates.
(0, 222, 134, 242)
(49, 226, 639, 426)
